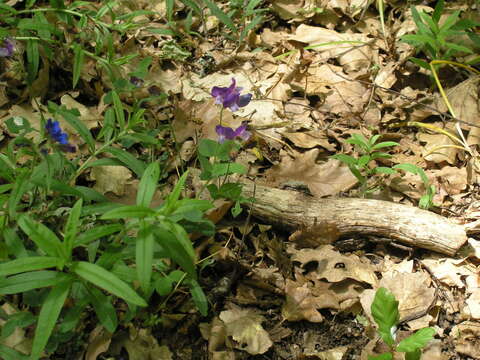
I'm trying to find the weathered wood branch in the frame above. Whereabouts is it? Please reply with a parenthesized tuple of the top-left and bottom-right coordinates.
(241, 182, 467, 256)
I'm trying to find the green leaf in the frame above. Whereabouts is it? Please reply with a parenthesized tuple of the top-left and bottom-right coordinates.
(357, 154, 371, 168)
(188, 278, 208, 316)
(8, 169, 31, 220)
(405, 349, 421, 360)
(110, 90, 125, 129)
(162, 171, 189, 215)
(393, 163, 420, 174)
(179, 0, 202, 16)
(331, 154, 357, 166)
(136, 162, 160, 207)
(0, 344, 29, 360)
(26, 39, 39, 84)
(439, 10, 460, 33)
(71, 261, 147, 307)
(368, 354, 393, 360)
(136, 224, 154, 294)
(371, 141, 399, 150)
(211, 163, 247, 177)
(408, 57, 431, 70)
(198, 139, 221, 157)
(63, 199, 83, 258)
(56, 105, 95, 151)
(0, 271, 70, 295)
(371, 287, 399, 346)
(102, 146, 146, 177)
(18, 215, 65, 259)
(444, 42, 473, 54)
(373, 167, 397, 175)
(101, 205, 156, 220)
(30, 279, 71, 360)
(203, 0, 236, 33)
(431, 0, 444, 24)
(154, 223, 196, 279)
(397, 327, 435, 352)
(0, 257, 59, 277)
(88, 286, 118, 333)
(74, 224, 123, 246)
(72, 43, 84, 89)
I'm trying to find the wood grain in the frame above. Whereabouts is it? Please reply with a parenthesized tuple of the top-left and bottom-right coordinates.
(241, 182, 467, 256)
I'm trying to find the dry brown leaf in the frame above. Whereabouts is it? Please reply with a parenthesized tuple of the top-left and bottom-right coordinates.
(282, 279, 340, 322)
(289, 25, 373, 74)
(90, 165, 132, 196)
(452, 321, 480, 358)
(265, 149, 358, 197)
(282, 130, 336, 151)
(290, 245, 378, 285)
(417, 128, 459, 165)
(85, 326, 111, 360)
(60, 94, 99, 130)
(219, 303, 273, 355)
(291, 64, 369, 114)
(422, 258, 475, 288)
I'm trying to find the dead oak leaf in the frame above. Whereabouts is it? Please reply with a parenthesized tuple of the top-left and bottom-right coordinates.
(265, 149, 358, 197)
(282, 279, 340, 323)
(290, 245, 378, 286)
(219, 304, 273, 355)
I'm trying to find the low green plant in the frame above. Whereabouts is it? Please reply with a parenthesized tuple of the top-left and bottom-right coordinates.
(399, 0, 480, 70)
(392, 163, 436, 210)
(369, 287, 435, 360)
(331, 133, 399, 195)
(173, 0, 267, 45)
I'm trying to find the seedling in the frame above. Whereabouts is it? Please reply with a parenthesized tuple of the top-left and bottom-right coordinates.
(400, 0, 480, 70)
(393, 163, 436, 210)
(331, 134, 399, 195)
(369, 287, 435, 360)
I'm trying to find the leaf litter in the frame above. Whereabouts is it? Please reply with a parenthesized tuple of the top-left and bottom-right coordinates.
(2, 0, 480, 359)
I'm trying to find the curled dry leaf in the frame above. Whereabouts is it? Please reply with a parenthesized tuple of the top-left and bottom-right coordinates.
(219, 303, 273, 355)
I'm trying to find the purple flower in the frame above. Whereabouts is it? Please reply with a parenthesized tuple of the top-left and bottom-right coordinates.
(129, 76, 144, 88)
(45, 119, 76, 153)
(0, 38, 14, 57)
(211, 78, 252, 112)
(215, 123, 251, 143)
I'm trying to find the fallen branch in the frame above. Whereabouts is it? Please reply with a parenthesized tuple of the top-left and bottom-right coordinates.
(241, 182, 467, 256)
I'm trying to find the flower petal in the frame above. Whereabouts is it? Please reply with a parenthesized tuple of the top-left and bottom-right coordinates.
(238, 93, 252, 107)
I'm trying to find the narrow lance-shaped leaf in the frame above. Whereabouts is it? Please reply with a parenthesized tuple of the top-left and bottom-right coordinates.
(136, 223, 154, 294)
(87, 285, 118, 333)
(102, 146, 146, 178)
(29, 279, 72, 360)
(72, 43, 84, 89)
(63, 198, 83, 258)
(136, 162, 160, 207)
(72, 261, 147, 307)
(18, 215, 65, 259)
(0, 257, 59, 277)
(0, 271, 71, 295)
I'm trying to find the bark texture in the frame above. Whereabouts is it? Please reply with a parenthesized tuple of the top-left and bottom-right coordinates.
(241, 182, 467, 256)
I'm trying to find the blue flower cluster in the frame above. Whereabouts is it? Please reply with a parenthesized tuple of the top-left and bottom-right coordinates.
(45, 119, 76, 153)
(0, 38, 14, 57)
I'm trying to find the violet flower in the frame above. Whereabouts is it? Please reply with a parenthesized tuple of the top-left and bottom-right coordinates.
(45, 119, 76, 153)
(215, 123, 251, 143)
(0, 38, 14, 57)
(211, 78, 252, 112)
(129, 76, 144, 88)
